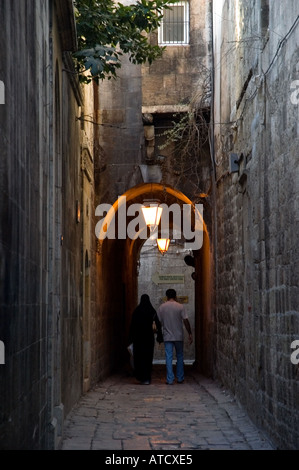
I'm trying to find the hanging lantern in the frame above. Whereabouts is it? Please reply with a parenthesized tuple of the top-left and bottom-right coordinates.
(157, 238, 170, 255)
(141, 202, 163, 232)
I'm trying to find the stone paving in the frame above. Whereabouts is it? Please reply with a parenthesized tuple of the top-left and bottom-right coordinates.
(60, 365, 275, 451)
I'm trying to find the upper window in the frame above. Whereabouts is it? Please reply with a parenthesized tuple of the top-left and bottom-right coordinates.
(158, 1, 189, 45)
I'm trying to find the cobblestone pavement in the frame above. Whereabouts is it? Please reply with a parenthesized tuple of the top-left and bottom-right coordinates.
(60, 365, 275, 451)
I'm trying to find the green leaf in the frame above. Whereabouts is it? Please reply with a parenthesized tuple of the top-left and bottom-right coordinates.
(73, 0, 170, 81)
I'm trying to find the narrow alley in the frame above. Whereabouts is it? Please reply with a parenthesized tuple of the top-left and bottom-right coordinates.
(0, 0, 298, 453)
(61, 365, 274, 451)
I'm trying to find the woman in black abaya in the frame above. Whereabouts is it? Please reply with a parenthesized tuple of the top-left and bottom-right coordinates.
(128, 294, 163, 384)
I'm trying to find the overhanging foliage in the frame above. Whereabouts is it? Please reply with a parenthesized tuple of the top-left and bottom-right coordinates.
(74, 0, 175, 83)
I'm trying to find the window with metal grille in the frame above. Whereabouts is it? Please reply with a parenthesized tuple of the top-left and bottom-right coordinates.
(158, 1, 189, 45)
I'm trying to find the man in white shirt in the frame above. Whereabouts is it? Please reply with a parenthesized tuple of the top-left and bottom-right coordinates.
(157, 289, 193, 384)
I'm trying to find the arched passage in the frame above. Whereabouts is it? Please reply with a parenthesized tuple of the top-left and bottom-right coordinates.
(94, 183, 213, 382)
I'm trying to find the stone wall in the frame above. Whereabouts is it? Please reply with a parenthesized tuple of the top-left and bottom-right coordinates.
(0, 0, 52, 449)
(213, 0, 299, 449)
(95, 54, 145, 206)
(142, 0, 211, 108)
(0, 0, 84, 449)
(141, 0, 212, 203)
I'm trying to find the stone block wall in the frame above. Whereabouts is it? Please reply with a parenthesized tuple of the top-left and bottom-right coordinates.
(0, 0, 52, 449)
(142, 0, 211, 108)
(0, 0, 84, 449)
(213, 0, 299, 449)
(95, 54, 145, 206)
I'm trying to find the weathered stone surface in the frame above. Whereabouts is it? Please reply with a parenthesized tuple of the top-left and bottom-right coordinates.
(213, 0, 299, 450)
(0, 0, 84, 450)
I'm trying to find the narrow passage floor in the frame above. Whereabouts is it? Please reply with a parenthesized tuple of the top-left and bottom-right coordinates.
(61, 365, 275, 451)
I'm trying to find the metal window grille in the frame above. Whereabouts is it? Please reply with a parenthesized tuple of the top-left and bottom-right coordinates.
(159, 2, 189, 45)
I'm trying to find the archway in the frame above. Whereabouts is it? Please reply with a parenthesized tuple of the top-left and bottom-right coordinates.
(94, 183, 213, 381)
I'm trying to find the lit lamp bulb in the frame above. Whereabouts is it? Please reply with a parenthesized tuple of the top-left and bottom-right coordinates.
(141, 203, 163, 232)
(157, 238, 170, 255)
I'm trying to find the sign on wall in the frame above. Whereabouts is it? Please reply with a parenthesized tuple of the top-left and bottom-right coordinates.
(152, 272, 185, 285)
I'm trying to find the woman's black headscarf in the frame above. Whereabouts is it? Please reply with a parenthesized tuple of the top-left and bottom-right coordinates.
(139, 294, 155, 310)
(129, 294, 161, 343)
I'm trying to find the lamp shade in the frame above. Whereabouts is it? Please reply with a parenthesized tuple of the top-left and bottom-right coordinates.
(141, 203, 163, 231)
(157, 238, 170, 255)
